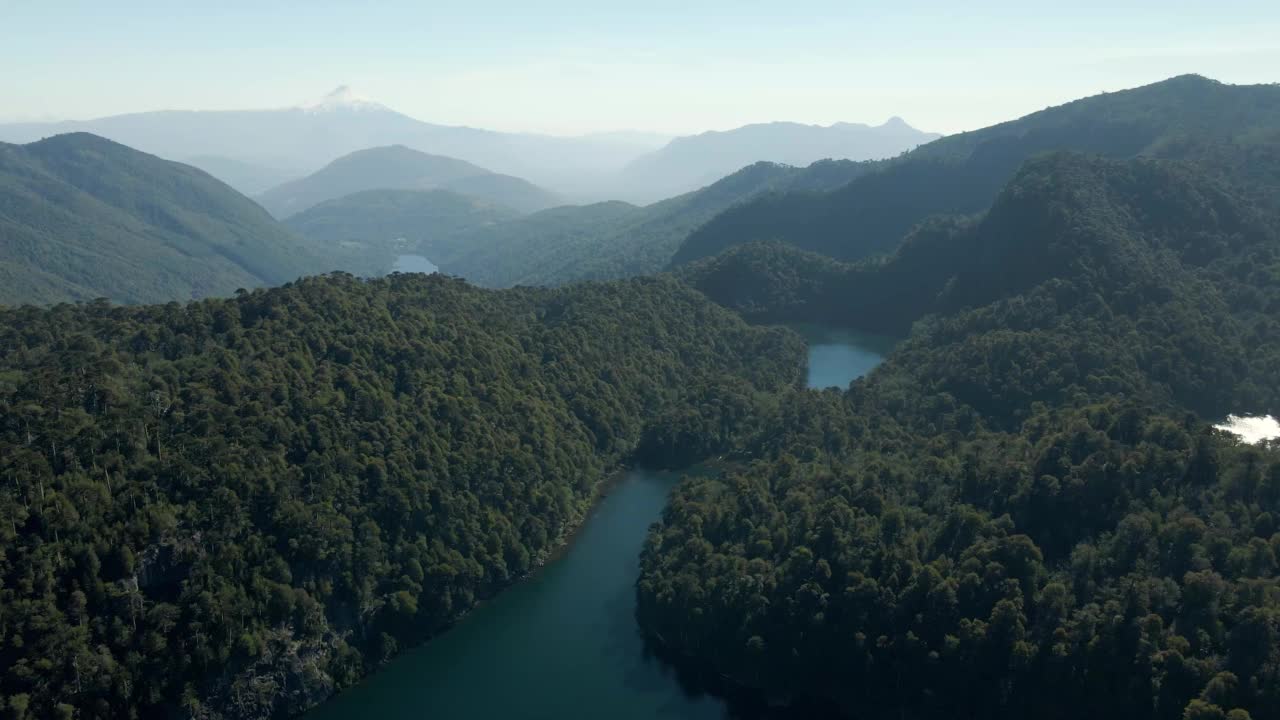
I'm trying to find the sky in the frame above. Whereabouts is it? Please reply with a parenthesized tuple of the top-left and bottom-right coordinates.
(2, 0, 1279, 136)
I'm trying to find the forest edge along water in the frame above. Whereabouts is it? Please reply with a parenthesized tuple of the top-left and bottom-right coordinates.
(303, 469, 731, 720)
(305, 327, 888, 719)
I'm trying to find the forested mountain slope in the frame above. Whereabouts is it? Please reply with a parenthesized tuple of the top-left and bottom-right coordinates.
(434, 158, 873, 288)
(639, 149, 1280, 719)
(0, 133, 324, 306)
(681, 150, 1279, 342)
(0, 273, 803, 720)
(256, 145, 560, 218)
(672, 75, 1280, 267)
(283, 189, 518, 277)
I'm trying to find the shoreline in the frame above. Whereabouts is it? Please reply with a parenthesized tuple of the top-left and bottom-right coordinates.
(297, 458, 724, 717)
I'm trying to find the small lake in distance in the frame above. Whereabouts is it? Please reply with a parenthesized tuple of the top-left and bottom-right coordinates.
(391, 254, 439, 274)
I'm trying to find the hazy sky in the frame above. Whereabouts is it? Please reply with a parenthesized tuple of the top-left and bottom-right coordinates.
(3, 0, 1278, 136)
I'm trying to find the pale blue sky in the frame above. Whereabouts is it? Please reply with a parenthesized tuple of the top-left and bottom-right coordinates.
(2, 0, 1278, 135)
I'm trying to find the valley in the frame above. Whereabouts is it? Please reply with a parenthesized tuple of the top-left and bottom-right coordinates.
(1, 70, 1279, 720)
(304, 468, 725, 720)
(302, 335, 888, 720)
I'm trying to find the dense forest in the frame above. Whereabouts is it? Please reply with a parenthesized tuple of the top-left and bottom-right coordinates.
(637, 146, 1280, 718)
(0, 273, 803, 719)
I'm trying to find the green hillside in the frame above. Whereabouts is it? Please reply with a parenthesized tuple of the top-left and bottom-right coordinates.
(0, 133, 323, 306)
(256, 145, 562, 218)
(436, 159, 872, 287)
(284, 189, 518, 276)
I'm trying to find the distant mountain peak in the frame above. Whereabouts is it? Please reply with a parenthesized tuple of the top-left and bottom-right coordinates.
(301, 85, 388, 113)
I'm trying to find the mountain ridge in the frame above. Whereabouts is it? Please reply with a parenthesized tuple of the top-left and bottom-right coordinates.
(671, 74, 1280, 267)
(255, 145, 561, 218)
(640, 141, 1280, 720)
(432, 158, 875, 287)
(0, 132, 323, 306)
(0, 92, 670, 198)
(284, 188, 519, 276)
(618, 116, 939, 202)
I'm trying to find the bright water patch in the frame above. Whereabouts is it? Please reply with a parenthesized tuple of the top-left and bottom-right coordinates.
(798, 325, 896, 389)
(1215, 415, 1280, 444)
(391, 254, 438, 274)
(305, 470, 728, 720)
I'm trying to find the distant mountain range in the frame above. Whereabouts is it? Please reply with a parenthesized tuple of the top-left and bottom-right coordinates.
(2, 129, 872, 305)
(256, 145, 561, 218)
(0, 88, 937, 204)
(6, 76, 1276, 310)
(0, 133, 322, 305)
(0, 130, 550, 306)
(618, 117, 940, 202)
(0, 87, 669, 199)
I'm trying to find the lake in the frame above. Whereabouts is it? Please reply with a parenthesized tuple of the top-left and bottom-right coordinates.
(306, 330, 889, 719)
(797, 324, 895, 389)
(391, 254, 439, 274)
(306, 469, 730, 720)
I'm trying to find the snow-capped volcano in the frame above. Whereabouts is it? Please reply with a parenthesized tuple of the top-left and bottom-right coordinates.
(301, 85, 389, 113)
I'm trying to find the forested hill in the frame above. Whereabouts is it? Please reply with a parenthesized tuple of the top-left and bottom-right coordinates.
(686, 149, 1280, 416)
(283, 189, 519, 277)
(638, 148, 1280, 719)
(0, 133, 324, 306)
(431, 158, 874, 288)
(256, 145, 561, 218)
(0, 273, 804, 719)
(671, 75, 1280, 267)
(681, 149, 1278, 341)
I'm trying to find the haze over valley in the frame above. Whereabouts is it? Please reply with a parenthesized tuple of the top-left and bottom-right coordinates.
(0, 87, 938, 205)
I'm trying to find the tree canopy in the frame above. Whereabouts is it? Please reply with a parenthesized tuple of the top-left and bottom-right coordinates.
(0, 273, 802, 719)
